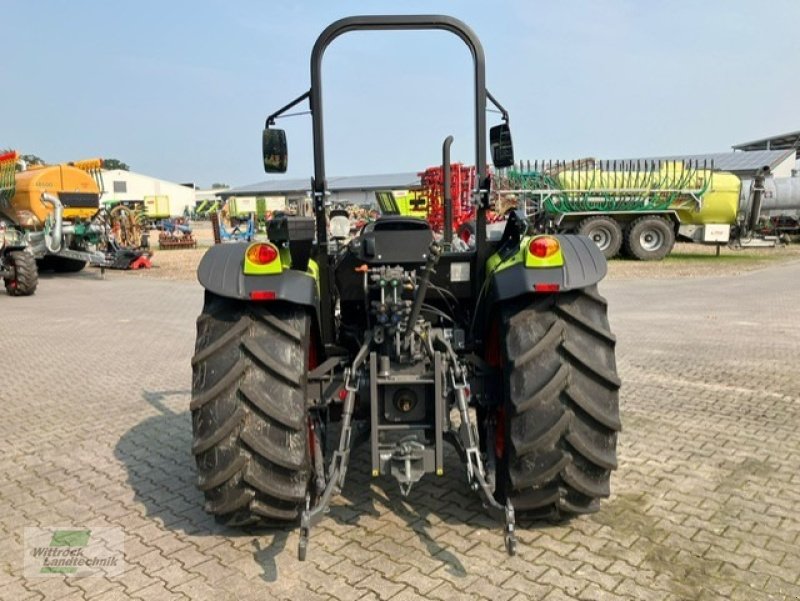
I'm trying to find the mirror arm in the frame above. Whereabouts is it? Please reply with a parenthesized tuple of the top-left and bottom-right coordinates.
(266, 90, 311, 127)
(486, 89, 509, 123)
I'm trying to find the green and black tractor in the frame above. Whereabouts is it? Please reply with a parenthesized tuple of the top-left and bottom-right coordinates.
(1, 226, 38, 296)
(190, 15, 620, 559)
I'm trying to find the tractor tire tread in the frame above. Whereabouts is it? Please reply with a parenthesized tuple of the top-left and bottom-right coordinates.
(500, 284, 620, 519)
(191, 296, 311, 526)
(4, 251, 38, 296)
(191, 317, 250, 365)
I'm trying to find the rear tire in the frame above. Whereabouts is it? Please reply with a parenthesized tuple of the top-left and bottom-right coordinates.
(577, 217, 622, 259)
(191, 292, 313, 526)
(498, 285, 621, 519)
(3, 251, 38, 296)
(624, 216, 675, 261)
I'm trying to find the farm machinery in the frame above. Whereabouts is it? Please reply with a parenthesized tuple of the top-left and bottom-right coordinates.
(0, 151, 37, 295)
(376, 164, 498, 246)
(0, 155, 150, 271)
(0, 224, 37, 296)
(497, 159, 800, 260)
(157, 218, 197, 250)
(190, 15, 620, 560)
(419, 163, 479, 242)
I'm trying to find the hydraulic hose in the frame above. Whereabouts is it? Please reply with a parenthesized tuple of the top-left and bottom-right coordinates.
(404, 241, 442, 346)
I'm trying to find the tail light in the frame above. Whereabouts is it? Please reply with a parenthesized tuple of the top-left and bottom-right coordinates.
(250, 290, 277, 301)
(529, 236, 560, 258)
(246, 243, 279, 265)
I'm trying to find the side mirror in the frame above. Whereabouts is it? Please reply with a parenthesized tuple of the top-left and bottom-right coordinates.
(262, 128, 288, 173)
(490, 123, 514, 168)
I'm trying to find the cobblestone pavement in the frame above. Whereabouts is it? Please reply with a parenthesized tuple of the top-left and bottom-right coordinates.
(1, 262, 799, 601)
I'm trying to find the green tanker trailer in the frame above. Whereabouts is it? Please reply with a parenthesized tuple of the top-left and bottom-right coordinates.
(500, 160, 800, 260)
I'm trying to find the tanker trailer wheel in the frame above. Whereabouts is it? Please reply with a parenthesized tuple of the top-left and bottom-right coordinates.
(624, 216, 675, 261)
(577, 217, 622, 259)
(495, 285, 621, 520)
(3, 251, 38, 296)
(191, 292, 313, 526)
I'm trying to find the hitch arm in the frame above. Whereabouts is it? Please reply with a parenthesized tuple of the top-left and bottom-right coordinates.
(442, 350, 517, 556)
(298, 339, 370, 561)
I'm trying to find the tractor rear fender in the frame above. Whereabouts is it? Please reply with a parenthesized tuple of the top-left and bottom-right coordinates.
(197, 243, 321, 324)
(486, 234, 607, 306)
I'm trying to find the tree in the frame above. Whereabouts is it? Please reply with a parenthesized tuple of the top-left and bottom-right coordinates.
(103, 158, 130, 171)
(19, 154, 45, 166)
(211, 182, 229, 189)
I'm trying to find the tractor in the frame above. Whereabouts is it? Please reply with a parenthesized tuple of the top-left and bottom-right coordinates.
(1, 223, 38, 296)
(1, 151, 37, 296)
(190, 15, 620, 560)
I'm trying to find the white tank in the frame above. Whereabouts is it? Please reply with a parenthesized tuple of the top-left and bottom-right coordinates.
(738, 176, 800, 213)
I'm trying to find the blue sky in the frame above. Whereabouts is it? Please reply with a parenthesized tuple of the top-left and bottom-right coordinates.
(4, 1, 799, 188)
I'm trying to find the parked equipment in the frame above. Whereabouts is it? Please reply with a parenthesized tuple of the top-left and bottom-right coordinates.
(108, 203, 146, 248)
(377, 174, 494, 246)
(210, 210, 255, 243)
(499, 159, 800, 260)
(419, 163, 477, 238)
(1, 155, 150, 270)
(190, 15, 620, 561)
(194, 199, 221, 217)
(158, 218, 196, 250)
(1, 152, 37, 295)
(0, 226, 37, 296)
(375, 190, 427, 220)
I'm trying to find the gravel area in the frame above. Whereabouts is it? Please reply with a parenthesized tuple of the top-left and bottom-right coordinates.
(104, 222, 800, 282)
(607, 242, 800, 280)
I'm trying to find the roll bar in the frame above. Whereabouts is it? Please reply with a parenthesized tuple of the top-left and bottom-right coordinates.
(269, 15, 498, 345)
(309, 15, 489, 217)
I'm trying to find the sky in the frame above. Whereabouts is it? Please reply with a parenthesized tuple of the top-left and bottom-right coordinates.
(4, 0, 800, 189)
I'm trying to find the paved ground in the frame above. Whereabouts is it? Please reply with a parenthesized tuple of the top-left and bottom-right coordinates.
(1, 261, 799, 600)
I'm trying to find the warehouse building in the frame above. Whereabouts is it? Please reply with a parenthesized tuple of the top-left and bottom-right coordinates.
(219, 172, 420, 213)
(101, 169, 196, 217)
(619, 149, 797, 178)
(733, 130, 800, 176)
(733, 130, 800, 153)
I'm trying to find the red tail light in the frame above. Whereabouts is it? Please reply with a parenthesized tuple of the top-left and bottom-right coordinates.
(529, 236, 560, 258)
(246, 243, 279, 265)
(534, 283, 560, 293)
(250, 290, 277, 301)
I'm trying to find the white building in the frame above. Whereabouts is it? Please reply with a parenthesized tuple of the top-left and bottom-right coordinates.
(101, 169, 196, 217)
(733, 131, 800, 177)
(221, 173, 420, 212)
